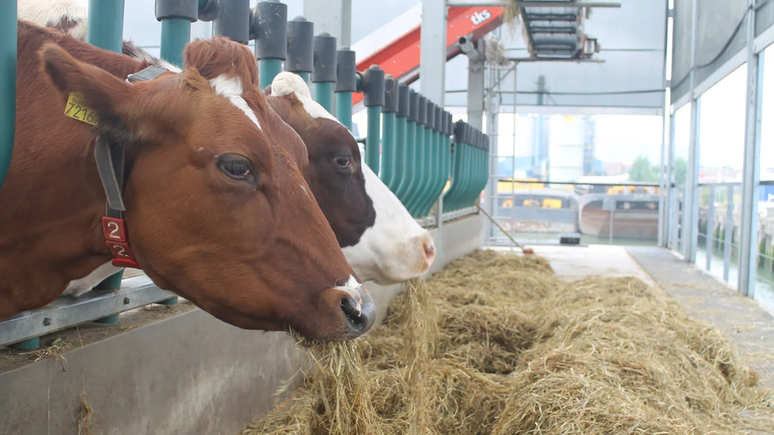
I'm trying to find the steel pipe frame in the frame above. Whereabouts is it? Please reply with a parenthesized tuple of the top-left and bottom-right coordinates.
(417, 122, 442, 217)
(394, 91, 418, 204)
(405, 99, 426, 210)
(0, 2, 16, 193)
(408, 119, 434, 216)
(0, 284, 176, 348)
(420, 114, 452, 217)
(86, 0, 130, 322)
(738, 1, 763, 297)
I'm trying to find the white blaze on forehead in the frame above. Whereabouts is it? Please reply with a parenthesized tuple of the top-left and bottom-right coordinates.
(209, 75, 262, 131)
(271, 72, 342, 124)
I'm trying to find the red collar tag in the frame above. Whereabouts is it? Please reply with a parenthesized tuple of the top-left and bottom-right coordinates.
(101, 217, 141, 269)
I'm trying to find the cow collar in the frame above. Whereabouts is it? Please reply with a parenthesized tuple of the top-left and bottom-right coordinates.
(95, 65, 169, 269)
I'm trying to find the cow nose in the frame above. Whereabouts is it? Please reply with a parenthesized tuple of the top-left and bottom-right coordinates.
(341, 294, 376, 338)
(423, 237, 437, 269)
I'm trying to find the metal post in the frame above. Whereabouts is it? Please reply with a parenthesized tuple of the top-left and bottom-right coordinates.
(684, 99, 700, 263)
(408, 95, 427, 208)
(738, 1, 762, 297)
(312, 33, 337, 112)
(334, 48, 357, 129)
(287, 17, 314, 83)
(467, 57, 485, 130)
(303, 0, 352, 47)
(253, 0, 288, 89)
(391, 83, 409, 194)
(0, 1, 16, 193)
(420, 0, 447, 109)
(410, 101, 435, 216)
(87, 0, 125, 53)
(724, 185, 734, 282)
(156, 0, 198, 68)
(359, 66, 385, 173)
(395, 90, 418, 203)
(422, 105, 446, 217)
(682, 0, 700, 263)
(380, 76, 399, 187)
(707, 185, 715, 271)
(212, 0, 250, 44)
(87, 0, 127, 321)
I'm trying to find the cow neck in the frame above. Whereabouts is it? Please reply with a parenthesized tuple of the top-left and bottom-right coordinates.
(96, 64, 168, 269)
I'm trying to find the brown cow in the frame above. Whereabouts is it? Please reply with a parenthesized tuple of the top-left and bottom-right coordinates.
(0, 21, 375, 341)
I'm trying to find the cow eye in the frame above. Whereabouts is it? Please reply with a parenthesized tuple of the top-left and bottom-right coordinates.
(333, 155, 353, 168)
(217, 154, 258, 186)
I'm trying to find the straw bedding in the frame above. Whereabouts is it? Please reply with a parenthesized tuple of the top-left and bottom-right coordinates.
(244, 250, 774, 435)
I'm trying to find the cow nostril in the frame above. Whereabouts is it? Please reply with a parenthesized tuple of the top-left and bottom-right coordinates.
(341, 297, 365, 327)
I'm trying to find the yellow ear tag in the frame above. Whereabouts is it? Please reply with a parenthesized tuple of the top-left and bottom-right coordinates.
(65, 93, 99, 126)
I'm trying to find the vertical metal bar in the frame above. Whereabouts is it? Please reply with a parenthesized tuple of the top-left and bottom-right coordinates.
(725, 184, 734, 282)
(160, 18, 190, 68)
(658, 0, 672, 248)
(0, 1, 16, 193)
(738, 2, 761, 297)
(87, 0, 125, 53)
(682, 0, 700, 262)
(334, 49, 357, 129)
(336, 91, 353, 129)
(667, 113, 676, 249)
(609, 209, 614, 245)
(88, 0, 127, 320)
(511, 66, 518, 246)
(366, 105, 382, 174)
(419, 0, 447, 103)
(254, 0, 288, 89)
(381, 111, 396, 184)
(303, 0, 352, 47)
(684, 98, 701, 263)
(260, 59, 283, 89)
(707, 185, 715, 271)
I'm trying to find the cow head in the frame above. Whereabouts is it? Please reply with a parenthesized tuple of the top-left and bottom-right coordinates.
(266, 72, 436, 285)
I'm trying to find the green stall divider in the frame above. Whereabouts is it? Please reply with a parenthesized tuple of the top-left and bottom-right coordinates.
(403, 95, 426, 209)
(260, 58, 283, 89)
(390, 115, 407, 193)
(442, 142, 463, 212)
(335, 91, 353, 130)
(394, 118, 415, 203)
(365, 105, 382, 174)
(380, 111, 396, 185)
(0, 1, 16, 193)
(394, 89, 418, 204)
(416, 128, 440, 217)
(87, 0, 129, 318)
(159, 18, 190, 68)
(314, 82, 334, 113)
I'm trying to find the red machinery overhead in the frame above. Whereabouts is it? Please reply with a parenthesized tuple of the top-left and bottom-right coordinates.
(352, 5, 504, 106)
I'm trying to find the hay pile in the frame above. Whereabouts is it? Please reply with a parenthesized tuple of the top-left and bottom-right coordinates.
(245, 250, 774, 435)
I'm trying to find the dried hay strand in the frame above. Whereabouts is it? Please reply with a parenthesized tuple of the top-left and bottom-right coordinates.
(245, 249, 774, 435)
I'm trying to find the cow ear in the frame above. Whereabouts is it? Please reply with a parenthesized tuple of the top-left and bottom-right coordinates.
(39, 43, 142, 142)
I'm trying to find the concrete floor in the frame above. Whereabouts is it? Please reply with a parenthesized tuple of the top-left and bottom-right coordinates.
(492, 244, 656, 285)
